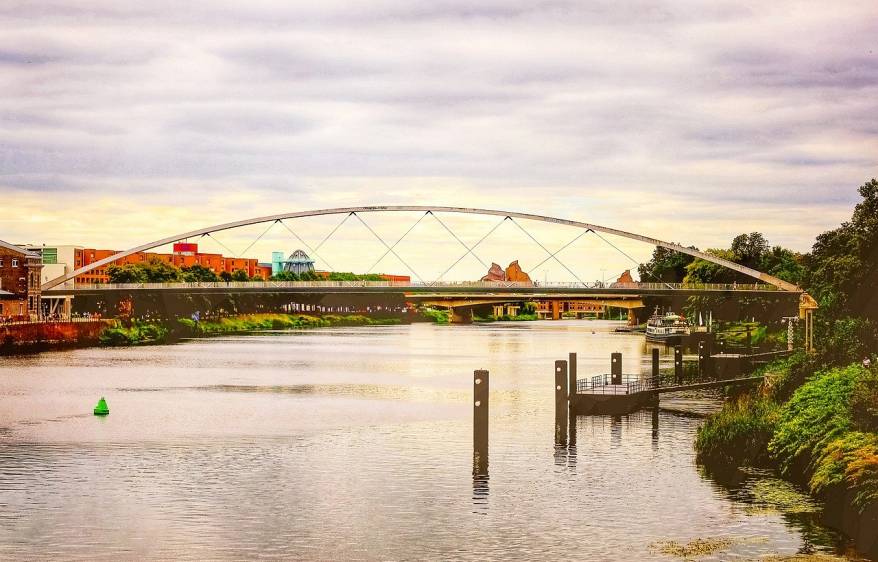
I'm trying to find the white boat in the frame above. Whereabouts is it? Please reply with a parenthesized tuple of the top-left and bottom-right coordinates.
(645, 309, 690, 342)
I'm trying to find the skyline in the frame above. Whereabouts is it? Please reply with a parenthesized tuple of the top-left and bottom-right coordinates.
(2, 1, 877, 281)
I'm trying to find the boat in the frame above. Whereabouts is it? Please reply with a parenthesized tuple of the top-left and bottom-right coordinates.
(645, 309, 690, 342)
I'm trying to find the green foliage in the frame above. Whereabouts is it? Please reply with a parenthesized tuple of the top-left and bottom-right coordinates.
(419, 308, 450, 324)
(107, 258, 184, 283)
(695, 395, 779, 467)
(850, 368, 878, 432)
(638, 246, 695, 283)
(684, 248, 742, 284)
(769, 365, 863, 475)
(810, 432, 878, 511)
(181, 264, 219, 282)
(812, 315, 877, 367)
(804, 178, 878, 321)
(193, 313, 402, 334)
(270, 271, 300, 281)
(730, 232, 769, 269)
(219, 271, 233, 282)
(230, 269, 250, 282)
(99, 321, 170, 345)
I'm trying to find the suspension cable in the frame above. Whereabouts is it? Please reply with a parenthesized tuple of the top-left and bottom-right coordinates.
(203, 232, 238, 258)
(429, 211, 490, 269)
(508, 217, 586, 285)
(432, 215, 509, 283)
(314, 212, 354, 252)
(365, 211, 429, 274)
(527, 228, 593, 274)
(352, 212, 426, 284)
(278, 219, 335, 272)
(238, 220, 278, 258)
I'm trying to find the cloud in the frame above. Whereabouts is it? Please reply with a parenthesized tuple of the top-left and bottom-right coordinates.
(0, 1, 876, 280)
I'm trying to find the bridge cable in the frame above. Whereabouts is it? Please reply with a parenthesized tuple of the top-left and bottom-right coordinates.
(351, 212, 427, 284)
(428, 212, 491, 269)
(508, 217, 587, 286)
(586, 229, 667, 286)
(589, 229, 644, 270)
(237, 220, 279, 258)
(526, 228, 593, 275)
(432, 215, 509, 284)
(365, 211, 430, 274)
(313, 212, 354, 253)
(203, 232, 238, 259)
(277, 219, 335, 272)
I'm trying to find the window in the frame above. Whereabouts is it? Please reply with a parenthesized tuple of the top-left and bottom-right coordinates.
(11, 258, 18, 267)
(42, 248, 58, 264)
(0, 258, 3, 267)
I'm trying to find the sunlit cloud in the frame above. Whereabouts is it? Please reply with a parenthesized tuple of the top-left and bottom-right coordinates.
(1, 1, 875, 280)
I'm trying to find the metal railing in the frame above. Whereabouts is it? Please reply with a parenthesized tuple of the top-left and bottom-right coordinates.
(57, 280, 784, 292)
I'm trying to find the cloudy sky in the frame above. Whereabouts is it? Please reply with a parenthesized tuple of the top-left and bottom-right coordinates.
(1, 1, 876, 281)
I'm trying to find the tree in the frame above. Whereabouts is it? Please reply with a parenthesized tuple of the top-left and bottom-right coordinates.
(638, 246, 695, 283)
(219, 271, 233, 282)
(804, 178, 878, 321)
(270, 271, 300, 281)
(730, 232, 769, 269)
(107, 264, 146, 283)
(181, 264, 220, 282)
(759, 246, 804, 285)
(106, 259, 182, 283)
(683, 249, 745, 284)
(230, 269, 250, 282)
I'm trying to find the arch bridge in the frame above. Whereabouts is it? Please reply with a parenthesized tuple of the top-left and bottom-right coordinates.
(40, 206, 817, 346)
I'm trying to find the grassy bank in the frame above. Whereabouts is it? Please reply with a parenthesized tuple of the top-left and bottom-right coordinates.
(100, 313, 403, 345)
(694, 355, 878, 552)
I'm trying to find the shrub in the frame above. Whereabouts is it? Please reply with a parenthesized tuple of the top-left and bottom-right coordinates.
(695, 395, 779, 467)
(769, 365, 863, 475)
(850, 368, 878, 432)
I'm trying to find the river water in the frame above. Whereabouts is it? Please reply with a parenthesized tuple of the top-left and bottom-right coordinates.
(0, 321, 865, 560)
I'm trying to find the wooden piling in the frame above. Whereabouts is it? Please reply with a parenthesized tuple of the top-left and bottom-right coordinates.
(674, 345, 683, 384)
(698, 341, 706, 376)
(473, 369, 489, 454)
(568, 352, 577, 405)
(651, 348, 660, 388)
(554, 360, 568, 445)
(611, 352, 622, 385)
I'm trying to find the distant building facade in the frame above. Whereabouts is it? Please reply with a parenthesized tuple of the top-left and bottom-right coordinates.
(0, 240, 43, 320)
(272, 249, 316, 276)
(70, 242, 271, 283)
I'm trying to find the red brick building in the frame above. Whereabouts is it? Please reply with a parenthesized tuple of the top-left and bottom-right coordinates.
(76, 243, 271, 284)
(0, 240, 43, 320)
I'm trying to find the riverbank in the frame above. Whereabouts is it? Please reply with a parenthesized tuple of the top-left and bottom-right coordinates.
(99, 313, 405, 346)
(694, 354, 878, 557)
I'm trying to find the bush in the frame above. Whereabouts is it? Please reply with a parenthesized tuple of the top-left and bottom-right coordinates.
(850, 368, 878, 432)
(769, 365, 864, 475)
(810, 432, 878, 510)
(695, 395, 779, 467)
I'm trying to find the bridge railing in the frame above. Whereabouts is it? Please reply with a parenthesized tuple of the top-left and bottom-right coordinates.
(58, 280, 784, 291)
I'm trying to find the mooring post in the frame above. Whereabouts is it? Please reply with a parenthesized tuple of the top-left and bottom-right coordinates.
(698, 341, 707, 377)
(674, 345, 683, 385)
(473, 369, 489, 456)
(611, 352, 622, 385)
(651, 348, 660, 389)
(555, 360, 568, 445)
(568, 352, 577, 406)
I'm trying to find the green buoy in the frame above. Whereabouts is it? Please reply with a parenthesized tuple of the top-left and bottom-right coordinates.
(93, 397, 109, 416)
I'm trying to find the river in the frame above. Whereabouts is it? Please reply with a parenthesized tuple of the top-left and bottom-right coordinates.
(0, 321, 865, 560)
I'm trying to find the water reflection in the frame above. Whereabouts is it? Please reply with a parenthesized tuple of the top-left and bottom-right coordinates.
(472, 449, 489, 514)
(0, 321, 868, 561)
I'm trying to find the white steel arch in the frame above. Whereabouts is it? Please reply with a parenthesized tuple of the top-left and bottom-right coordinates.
(41, 206, 802, 292)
